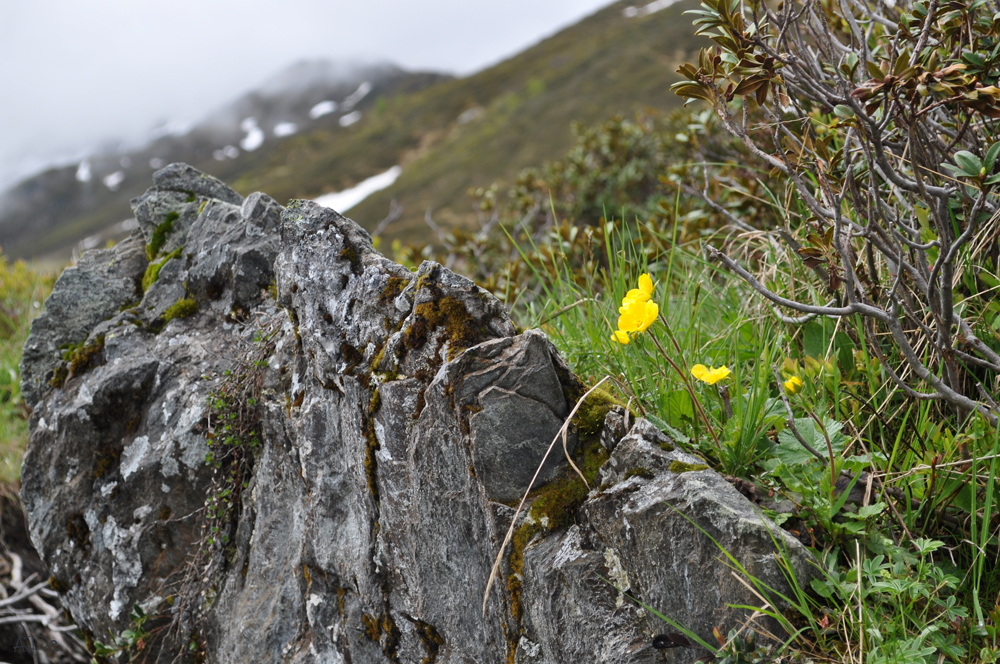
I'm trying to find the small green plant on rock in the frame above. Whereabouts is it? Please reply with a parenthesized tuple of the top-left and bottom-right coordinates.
(159, 312, 280, 658)
(91, 603, 151, 663)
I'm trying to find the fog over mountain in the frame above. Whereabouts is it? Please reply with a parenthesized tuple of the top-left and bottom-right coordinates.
(0, 0, 610, 191)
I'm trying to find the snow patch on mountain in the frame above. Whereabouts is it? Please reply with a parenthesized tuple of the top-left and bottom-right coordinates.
(339, 111, 362, 127)
(623, 0, 682, 17)
(273, 122, 298, 137)
(341, 81, 373, 111)
(240, 118, 265, 151)
(314, 165, 401, 213)
(310, 101, 338, 119)
(76, 160, 92, 183)
(103, 171, 125, 191)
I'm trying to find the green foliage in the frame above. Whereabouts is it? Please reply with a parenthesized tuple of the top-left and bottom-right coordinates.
(92, 603, 151, 662)
(475, 115, 672, 229)
(809, 539, 970, 662)
(161, 298, 198, 323)
(0, 250, 55, 486)
(201, 322, 276, 549)
(141, 246, 182, 293)
(145, 211, 178, 261)
(671, 0, 1000, 423)
(444, 80, 1000, 657)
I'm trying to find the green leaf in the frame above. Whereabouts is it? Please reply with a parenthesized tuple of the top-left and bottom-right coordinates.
(986, 142, 1000, 173)
(646, 412, 692, 444)
(954, 150, 984, 176)
(856, 502, 886, 519)
(661, 389, 694, 423)
(866, 59, 885, 80)
(776, 417, 846, 465)
(810, 577, 835, 598)
(833, 104, 854, 118)
(841, 52, 859, 78)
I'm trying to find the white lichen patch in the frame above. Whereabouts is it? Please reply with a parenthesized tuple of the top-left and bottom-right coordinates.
(160, 448, 180, 477)
(518, 636, 542, 658)
(102, 516, 144, 620)
(161, 483, 171, 493)
(76, 382, 94, 408)
(604, 547, 631, 608)
(120, 435, 149, 480)
(101, 482, 118, 497)
(177, 431, 208, 470)
(133, 505, 152, 521)
(64, 457, 80, 484)
(552, 526, 585, 568)
(374, 421, 392, 462)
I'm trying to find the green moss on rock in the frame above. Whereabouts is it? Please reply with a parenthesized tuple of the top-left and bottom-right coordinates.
(414, 619, 444, 664)
(148, 298, 199, 334)
(379, 275, 409, 306)
(572, 386, 624, 435)
(670, 460, 709, 474)
(142, 246, 182, 292)
(162, 298, 198, 323)
(146, 211, 179, 260)
(624, 467, 654, 480)
(69, 335, 105, 375)
(506, 436, 608, 623)
(48, 365, 68, 389)
(403, 295, 493, 360)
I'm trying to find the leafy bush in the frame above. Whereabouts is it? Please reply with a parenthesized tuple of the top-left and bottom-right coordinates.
(672, 0, 1000, 423)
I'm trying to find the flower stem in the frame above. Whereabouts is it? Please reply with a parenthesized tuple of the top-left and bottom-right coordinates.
(648, 331, 721, 449)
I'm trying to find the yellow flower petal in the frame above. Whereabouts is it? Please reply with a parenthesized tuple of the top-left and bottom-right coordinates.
(612, 329, 631, 345)
(622, 288, 649, 307)
(622, 273, 655, 308)
(638, 300, 658, 332)
(692, 364, 731, 385)
(784, 376, 803, 394)
(638, 273, 654, 298)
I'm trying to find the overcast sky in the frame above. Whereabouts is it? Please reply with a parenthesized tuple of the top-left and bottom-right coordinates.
(1, 0, 614, 190)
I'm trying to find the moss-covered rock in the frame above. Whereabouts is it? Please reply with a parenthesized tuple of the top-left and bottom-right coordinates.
(669, 460, 709, 474)
(146, 211, 178, 261)
(572, 386, 625, 435)
(141, 246, 183, 293)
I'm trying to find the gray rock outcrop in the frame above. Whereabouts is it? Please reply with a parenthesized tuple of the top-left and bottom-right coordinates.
(20, 164, 814, 663)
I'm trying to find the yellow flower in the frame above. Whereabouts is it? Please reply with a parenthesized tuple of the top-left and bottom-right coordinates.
(612, 273, 658, 345)
(784, 375, 803, 394)
(622, 273, 655, 308)
(691, 364, 731, 385)
(617, 298, 658, 334)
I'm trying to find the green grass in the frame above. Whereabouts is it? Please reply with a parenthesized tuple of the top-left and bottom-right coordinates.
(0, 251, 56, 487)
(501, 211, 1000, 661)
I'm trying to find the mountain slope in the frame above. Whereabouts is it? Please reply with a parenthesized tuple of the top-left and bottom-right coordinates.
(0, 64, 447, 260)
(0, 0, 704, 260)
(238, 0, 705, 239)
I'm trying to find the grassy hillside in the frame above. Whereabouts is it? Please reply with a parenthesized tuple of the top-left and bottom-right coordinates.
(230, 0, 705, 239)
